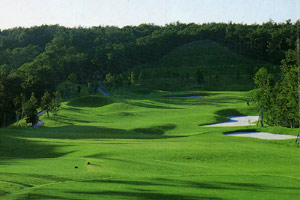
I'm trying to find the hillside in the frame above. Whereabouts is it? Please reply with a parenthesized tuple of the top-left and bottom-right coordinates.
(1, 22, 296, 126)
(1, 91, 300, 199)
(133, 40, 273, 91)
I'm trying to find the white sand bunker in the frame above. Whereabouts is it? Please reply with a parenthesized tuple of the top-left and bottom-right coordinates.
(226, 132, 297, 140)
(202, 116, 259, 127)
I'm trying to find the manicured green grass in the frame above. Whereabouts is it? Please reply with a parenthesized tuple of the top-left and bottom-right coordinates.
(0, 90, 299, 200)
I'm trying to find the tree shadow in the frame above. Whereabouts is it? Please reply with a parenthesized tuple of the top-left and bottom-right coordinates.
(162, 92, 211, 98)
(17, 193, 79, 200)
(124, 100, 182, 110)
(133, 124, 176, 135)
(63, 107, 82, 112)
(6, 124, 184, 140)
(0, 134, 74, 164)
(199, 108, 245, 126)
(215, 109, 243, 117)
(213, 109, 244, 123)
(67, 96, 113, 108)
(155, 178, 300, 193)
(61, 177, 300, 199)
(82, 179, 174, 187)
(55, 115, 95, 124)
(66, 190, 221, 200)
(0, 173, 72, 198)
(223, 129, 258, 135)
(0, 190, 9, 197)
(152, 93, 246, 107)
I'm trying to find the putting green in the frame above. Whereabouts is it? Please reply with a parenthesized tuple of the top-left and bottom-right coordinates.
(1, 91, 299, 200)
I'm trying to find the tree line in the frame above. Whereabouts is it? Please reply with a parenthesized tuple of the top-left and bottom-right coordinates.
(0, 20, 298, 127)
(252, 49, 298, 129)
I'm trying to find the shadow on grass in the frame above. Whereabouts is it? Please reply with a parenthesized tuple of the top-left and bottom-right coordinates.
(74, 177, 300, 200)
(0, 134, 73, 164)
(67, 96, 113, 108)
(4, 124, 182, 140)
(166, 179, 300, 192)
(66, 190, 218, 200)
(213, 109, 244, 124)
(223, 129, 258, 135)
(7, 176, 300, 199)
(153, 92, 246, 107)
(17, 193, 80, 200)
(63, 107, 82, 112)
(0, 190, 9, 197)
(162, 92, 211, 98)
(0, 172, 71, 182)
(125, 100, 182, 110)
(82, 179, 174, 187)
(199, 108, 245, 126)
(55, 115, 95, 124)
(40, 177, 300, 200)
(133, 124, 176, 135)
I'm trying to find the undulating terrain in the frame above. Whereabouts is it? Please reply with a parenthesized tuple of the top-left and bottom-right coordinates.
(0, 90, 299, 199)
(0, 21, 299, 199)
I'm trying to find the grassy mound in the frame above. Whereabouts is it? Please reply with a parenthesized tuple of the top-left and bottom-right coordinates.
(68, 95, 113, 107)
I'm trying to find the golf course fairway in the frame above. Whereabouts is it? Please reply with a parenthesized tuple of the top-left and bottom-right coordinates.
(0, 90, 299, 200)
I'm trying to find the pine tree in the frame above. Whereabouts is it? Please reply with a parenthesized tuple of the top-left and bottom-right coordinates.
(24, 92, 38, 127)
(252, 67, 274, 127)
(50, 91, 62, 120)
(41, 91, 52, 118)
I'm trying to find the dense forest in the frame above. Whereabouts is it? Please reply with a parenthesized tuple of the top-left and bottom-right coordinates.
(0, 20, 298, 127)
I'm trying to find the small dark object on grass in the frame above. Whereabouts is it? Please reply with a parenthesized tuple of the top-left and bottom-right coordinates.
(74, 166, 78, 168)
(87, 162, 91, 165)
(186, 157, 192, 160)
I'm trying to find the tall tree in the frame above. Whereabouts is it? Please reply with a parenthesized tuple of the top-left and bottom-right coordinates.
(50, 91, 62, 120)
(24, 92, 38, 127)
(252, 67, 274, 127)
(41, 91, 52, 118)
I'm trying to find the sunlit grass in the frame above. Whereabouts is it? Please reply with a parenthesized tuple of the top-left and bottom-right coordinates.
(0, 90, 299, 200)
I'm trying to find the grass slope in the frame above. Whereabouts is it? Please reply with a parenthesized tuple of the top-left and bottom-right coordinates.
(134, 40, 272, 91)
(0, 90, 299, 200)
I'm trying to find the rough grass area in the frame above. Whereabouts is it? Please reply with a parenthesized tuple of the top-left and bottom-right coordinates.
(0, 90, 299, 200)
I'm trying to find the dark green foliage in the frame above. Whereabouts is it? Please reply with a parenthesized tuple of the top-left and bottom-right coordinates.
(252, 50, 299, 128)
(0, 21, 298, 126)
(252, 68, 274, 127)
(50, 91, 62, 120)
(130, 72, 136, 85)
(88, 81, 98, 95)
(195, 69, 204, 84)
(24, 92, 38, 126)
(41, 91, 52, 118)
(77, 85, 81, 94)
(104, 73, 115, 88)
